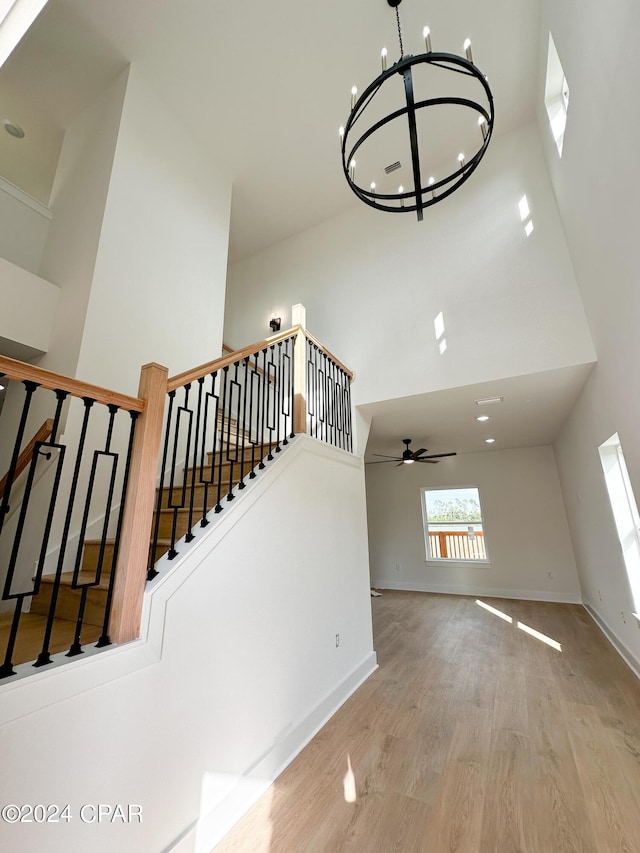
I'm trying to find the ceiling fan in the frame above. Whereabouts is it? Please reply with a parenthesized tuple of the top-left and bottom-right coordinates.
(367, 438, 457, 467)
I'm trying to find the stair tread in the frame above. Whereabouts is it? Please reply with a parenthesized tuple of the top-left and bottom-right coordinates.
(0, 612, 102, 667)
(38, 570, 111, 590)
(84, 537, 173, 546)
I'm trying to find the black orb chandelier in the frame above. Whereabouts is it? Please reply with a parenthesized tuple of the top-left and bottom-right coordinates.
(340, 0, 495, 221)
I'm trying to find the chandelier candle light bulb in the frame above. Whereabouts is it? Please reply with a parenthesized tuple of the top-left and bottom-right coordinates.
(478, 115, 488, 140)
(351, 86, 358, 109)
(458, 152, 465, 169)
(464, 38, 473, 62)
(381, 47, 388, 71)
(423, 25, 432, 52)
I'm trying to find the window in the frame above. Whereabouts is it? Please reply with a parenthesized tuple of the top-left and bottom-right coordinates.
(545, 32, 569, 156)
(598, 434, 640, 619)
(421, 486, 488, 562)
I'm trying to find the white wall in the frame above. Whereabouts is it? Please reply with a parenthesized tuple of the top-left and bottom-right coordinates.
(75, 65, 232, 394)
(0, 178, 51, 274)
(225, 121, 595, 406)
(37, 67, 129, 380)
(367, 445, 581, 602)
(0, 62, 232, 603)
(0, 255, 59, 356)
(539, 0, 640, 668)
(0, 437, 376, 853)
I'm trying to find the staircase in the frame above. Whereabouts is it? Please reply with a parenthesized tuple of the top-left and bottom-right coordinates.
(0, 429, 270, 667)
(1, 322, 353, 679)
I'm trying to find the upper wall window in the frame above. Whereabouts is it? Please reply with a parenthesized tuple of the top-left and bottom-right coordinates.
(421, 486, 489, 562)
(545, 32, 569, 157)
(598, 434, 640, 619)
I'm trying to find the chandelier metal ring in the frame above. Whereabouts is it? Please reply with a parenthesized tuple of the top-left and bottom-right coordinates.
(340, 7, 495, 221)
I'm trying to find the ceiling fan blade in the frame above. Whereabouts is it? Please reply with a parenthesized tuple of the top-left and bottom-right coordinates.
(416, 458, 439, 463)
(372, 453, 403, 459)
(395, 461, 405, 467)
(365, 459, 398, 464)
(421, 452, 457, 459)
(412, 448, 428, 458)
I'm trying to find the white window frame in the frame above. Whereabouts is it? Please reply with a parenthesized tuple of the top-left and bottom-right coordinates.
(598, 433, 640, 623)
(421, 485, 490, 564)
(545, 32, 569, 157)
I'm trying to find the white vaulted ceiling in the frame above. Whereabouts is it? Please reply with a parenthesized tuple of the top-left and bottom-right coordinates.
(2, 0, 589, 459)
(1, 0, 542, 258)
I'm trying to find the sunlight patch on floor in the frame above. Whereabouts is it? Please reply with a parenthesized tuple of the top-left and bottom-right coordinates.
(475, 599, 512, 623)
(476, 599, 562, 651)
(343, 753, 357, 803)
(517, 620, 562, 651)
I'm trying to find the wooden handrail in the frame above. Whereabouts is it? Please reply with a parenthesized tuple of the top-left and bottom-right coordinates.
(167, 326, 302, 391)
(0, 355, 145, 413)
(304, 329, 355, 381)
(168, 326, 355, 392)
(0, 418, 54, 500)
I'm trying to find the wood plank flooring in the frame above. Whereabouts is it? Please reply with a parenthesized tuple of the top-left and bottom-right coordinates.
(214, 592, 640, 852)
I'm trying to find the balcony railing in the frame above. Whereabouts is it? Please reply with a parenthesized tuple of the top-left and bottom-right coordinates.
(428, 528, 486, 560)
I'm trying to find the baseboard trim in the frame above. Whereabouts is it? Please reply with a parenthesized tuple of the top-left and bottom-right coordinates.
(583, 601, 640, 681)
(168, 651, 378, 853)
(371, 578, 582, 604)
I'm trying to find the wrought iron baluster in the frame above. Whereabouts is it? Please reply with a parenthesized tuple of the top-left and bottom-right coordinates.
(306, 340, 315, 439)
(166, 384, 193, 559)
(335, 366, 342, 449)
(287, 337, 295, 439)
(149, 390, 175, 579)
(327, 357, 334, 447)
(32, 389, 72, 667)
(339, 369, 348, 449)
(215, 367, 229, 512)
(248, 353, 259, 478)
(266, 346, 276, 461)
(67, 402, 120, 658)
(238, 357, 250, 489)
(282, 337, 291, 442)
(97, 408, 138, 648)
(0, 601, 24, 679)
(186, 377, 205, 542)
(200, 371, 219, 526)
(225, 362, 239, 502)
(275, 341, 283, 454)
(345, 369, 352, 451)
(317, 346, 325, 441)
(0, 380, 39, 537)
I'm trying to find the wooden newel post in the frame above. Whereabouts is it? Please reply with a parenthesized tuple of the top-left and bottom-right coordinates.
(109, 362, 168, 644)
(292, 303, 308, 435)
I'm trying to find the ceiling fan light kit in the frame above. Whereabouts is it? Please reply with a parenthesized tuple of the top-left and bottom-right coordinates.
(340, 0, 494, 221)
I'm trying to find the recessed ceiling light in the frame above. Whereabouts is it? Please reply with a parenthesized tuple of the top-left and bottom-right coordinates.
(476, 415, 490, 422)
(475, 396, 503, 406)
(3, 120, 25, 139)
(485, 438, 496, 444)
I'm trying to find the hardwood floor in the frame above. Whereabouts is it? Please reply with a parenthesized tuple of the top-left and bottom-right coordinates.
(214, 592, 640, 852)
